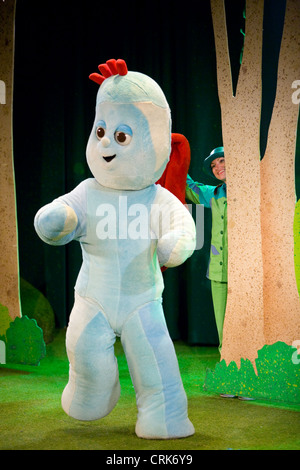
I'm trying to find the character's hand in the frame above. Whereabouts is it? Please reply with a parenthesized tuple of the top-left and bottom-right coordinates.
(151, 188, 196, 268)
(157, 230, 195, 268)
(34, 202, 78, 244)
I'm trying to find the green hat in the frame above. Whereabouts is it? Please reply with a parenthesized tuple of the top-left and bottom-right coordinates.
(202, 146, 224, 178)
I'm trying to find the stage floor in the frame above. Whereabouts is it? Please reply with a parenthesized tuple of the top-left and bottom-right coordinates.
(1, 329, 299, 450)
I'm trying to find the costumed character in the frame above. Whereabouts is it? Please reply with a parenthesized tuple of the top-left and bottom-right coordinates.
(34, 59, 196, 439)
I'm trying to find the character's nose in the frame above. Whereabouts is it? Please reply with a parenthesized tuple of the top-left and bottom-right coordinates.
(101, 136, 111, 148)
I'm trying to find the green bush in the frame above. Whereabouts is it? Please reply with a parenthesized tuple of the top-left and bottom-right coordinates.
(205, 342, 300, 404)
(5, 316, 46, 366)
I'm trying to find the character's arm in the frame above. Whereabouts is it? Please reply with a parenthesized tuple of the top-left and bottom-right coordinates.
(34, 180, 87, 246)
(185, 174, 215, 207)
(151, 186, 196, 268)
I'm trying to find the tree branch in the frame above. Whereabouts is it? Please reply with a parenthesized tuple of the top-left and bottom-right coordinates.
(235, 0, 264, 101)
(210, 0, 233, 101)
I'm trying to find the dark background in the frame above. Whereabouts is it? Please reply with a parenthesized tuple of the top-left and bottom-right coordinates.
(12, 0, 299, 344)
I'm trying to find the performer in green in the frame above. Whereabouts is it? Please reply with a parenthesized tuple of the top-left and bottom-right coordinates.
(186, 147, 227, 353)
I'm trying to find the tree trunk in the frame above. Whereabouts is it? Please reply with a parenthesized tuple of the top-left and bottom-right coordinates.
(210, 0, 300, 367)
(211, 0, 266, 366)
(0, 0, 21, 320)
(261, 0, 300, 344)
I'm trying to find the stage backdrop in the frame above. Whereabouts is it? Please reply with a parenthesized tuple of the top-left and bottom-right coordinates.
(12, 0, 299, 344)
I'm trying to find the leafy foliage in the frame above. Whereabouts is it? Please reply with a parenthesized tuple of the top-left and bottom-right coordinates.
(0, 303, 12, 340)
(205, 342, 300, 404)
(4, 316, 46, 366)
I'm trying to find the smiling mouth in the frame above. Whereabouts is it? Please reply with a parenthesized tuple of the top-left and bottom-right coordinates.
(103, 155, 116, 163)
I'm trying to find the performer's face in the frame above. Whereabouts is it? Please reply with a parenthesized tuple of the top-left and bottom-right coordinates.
(211, 157, 226, 182)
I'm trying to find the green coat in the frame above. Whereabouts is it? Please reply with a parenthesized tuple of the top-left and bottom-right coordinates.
(186, 175, 228, 282)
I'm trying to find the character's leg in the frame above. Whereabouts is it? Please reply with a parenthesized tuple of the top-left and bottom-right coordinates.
(61, 293, 120, 421)
(121, 299, 194, 439)
(211, 280, 228, 353)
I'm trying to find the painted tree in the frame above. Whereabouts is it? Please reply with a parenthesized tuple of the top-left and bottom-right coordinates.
(0, 0, 21, 321)
(210, 0, 300, 367)
(260, 0, 300, 345)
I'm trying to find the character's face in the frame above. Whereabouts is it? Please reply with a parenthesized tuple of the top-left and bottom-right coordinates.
(86, 73, 171, 190)
(211, 156, 226, 182)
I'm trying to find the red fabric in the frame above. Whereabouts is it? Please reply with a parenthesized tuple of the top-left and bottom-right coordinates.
(156, 133, 191, 204)
(156, 133, 191, 271)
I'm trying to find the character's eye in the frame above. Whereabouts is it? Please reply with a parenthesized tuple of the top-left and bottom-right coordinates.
(97, 127, 105, 139)
(114, 125, 132, 146)
(95, 120, 106, 140)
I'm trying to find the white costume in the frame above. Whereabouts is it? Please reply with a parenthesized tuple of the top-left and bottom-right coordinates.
(34, 60, 196, 439)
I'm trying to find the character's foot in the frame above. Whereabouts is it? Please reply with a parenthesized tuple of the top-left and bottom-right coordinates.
(61, 379, 120, 421)
(135, 417, 195, 440)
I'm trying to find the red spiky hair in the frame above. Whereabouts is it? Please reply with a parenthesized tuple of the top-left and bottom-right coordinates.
(89, 58, 128, 85)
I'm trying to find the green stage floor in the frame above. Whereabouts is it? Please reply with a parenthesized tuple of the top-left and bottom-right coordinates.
(0, 329, 299, 450)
